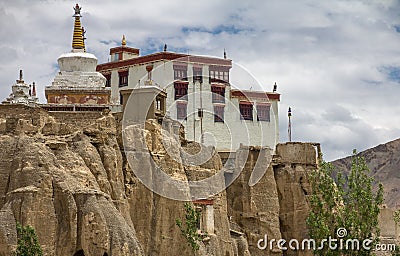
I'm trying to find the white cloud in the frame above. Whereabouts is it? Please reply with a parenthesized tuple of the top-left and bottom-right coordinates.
(0, 0, 399, 161)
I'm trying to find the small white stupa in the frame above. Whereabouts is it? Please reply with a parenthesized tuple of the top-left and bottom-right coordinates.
(2, 70, 39, 105)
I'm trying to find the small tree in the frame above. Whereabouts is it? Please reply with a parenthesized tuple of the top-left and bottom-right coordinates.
(307, 150, 384, 256)
(14, 222, 43, 256)
(176, 203, 202, 252)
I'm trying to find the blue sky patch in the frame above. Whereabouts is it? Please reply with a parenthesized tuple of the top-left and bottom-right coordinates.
(182, 25, 250, 35)
(100, 40, 114, 45)
(380, 66, 400, 83)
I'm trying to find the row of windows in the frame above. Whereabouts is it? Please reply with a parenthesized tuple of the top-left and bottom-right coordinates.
(175, 103, 270, 122)
(174, 66, 229, 83)
(209, 70, 229, 82)
(103, 73, 128, 88)
(104, 65, 229, 88)
(174, 83, 225, 103)
(239, 103, 270, 121)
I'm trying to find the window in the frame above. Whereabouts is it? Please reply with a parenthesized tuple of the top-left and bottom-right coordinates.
(239, 102, 253, 121)
(119, 92, 123, 105)
(104, 74, 111, 87)
(214, 105, 224, 122)
(118, 71, 128, 87)
(156, 99, 161, 111)
(174, 65, 187, 80)
(114, 53, 120, 62)
(193, 66, 203, 83)
(177, 102, 187, 120)
(211, 85, 225, 103)
(256, 104, 270, 122)
(209, 66, 229, 82)
(223, 72, 229, 82)
(174, 82, 188, 100)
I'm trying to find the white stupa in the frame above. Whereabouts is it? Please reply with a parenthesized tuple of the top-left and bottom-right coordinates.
(2, 70, 39, 105)
(44, 4, 110, 109)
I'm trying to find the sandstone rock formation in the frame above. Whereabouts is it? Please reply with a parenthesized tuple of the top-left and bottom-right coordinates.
(0, 105, 236, 255)
(274, 143, 318, 256)
(225, 143, 318, 256)
(0, 105, 143, 255)
(0, 104, 319, 256)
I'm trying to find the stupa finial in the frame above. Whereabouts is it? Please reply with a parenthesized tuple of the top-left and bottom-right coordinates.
(122, 35, 126, 46)
(72, 4, 85, 50)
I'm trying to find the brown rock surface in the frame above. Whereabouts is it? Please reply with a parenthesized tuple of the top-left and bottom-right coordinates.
(0, 106, 144, 255)
(274, 142, 318, 256)
(0, 104, 321, 256)
(226, 146, 283, 256)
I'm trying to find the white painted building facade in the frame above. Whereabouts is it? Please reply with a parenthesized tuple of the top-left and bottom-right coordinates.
(97, 39, 280, 151)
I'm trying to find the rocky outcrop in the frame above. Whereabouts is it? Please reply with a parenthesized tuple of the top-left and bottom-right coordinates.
(274, 143, 318, 256)
(0, 106, 143, 255)
(224, 143, 319, 256)
(226, 146, 282, 256)
(0, 104, 320, 256)
(0, 105, 237, 256)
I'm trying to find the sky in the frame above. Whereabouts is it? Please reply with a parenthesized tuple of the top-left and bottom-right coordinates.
(1, 0, 400, 161)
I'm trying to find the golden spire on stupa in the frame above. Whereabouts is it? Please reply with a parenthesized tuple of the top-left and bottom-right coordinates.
(122, 35, 127, 47)
(72, 4, 85, 51)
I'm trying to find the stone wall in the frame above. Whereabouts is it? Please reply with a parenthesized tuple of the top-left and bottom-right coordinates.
(0, 104, 48, 134)
(378, 207, 400, 256)
(48, 111, 105, 127)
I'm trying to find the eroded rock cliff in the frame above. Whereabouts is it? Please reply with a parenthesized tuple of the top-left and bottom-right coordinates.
(0, 105, 144, 255)
(0, 105, 318, 256)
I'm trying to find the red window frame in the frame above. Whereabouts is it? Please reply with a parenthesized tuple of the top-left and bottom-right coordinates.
(214, 105, 224, 122)
(174, 82, 188, 100)
(193, 66, 202, 83)
(209, 66, 229, 83)
(177, 102, 187, 120)
(256, 104, 270, 122)
(104, 74, 111, 87)
(211, 85, 225, 103)
(239, 102, 253, 121)
(118, 71, 128, 87)
(173, 65, 188, 80)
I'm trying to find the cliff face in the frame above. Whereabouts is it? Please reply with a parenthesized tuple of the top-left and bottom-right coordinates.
(0, 105, 236, 256)
(0, 106, 144, 255)
(0, 105, 318, 256)
(273, 143, 318, 256)
(225, 143, 318, 256)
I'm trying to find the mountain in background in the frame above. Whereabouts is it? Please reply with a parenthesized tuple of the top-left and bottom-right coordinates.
(331, 138, 400, 208)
